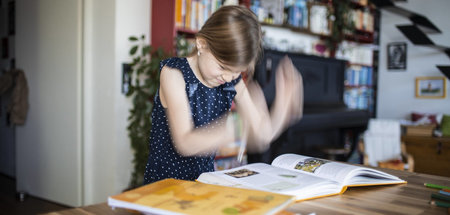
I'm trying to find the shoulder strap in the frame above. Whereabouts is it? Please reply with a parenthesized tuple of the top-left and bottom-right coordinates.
(160, 57, 197, 84)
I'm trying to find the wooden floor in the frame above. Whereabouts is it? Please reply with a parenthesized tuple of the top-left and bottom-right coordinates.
(0, 174, 71, 215)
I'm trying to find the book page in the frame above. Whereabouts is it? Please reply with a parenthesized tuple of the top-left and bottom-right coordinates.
(196, 172, 248, 188)
(272, 154, 404, 185)
(198, 163, 341, 200)
(271, 154, 348, 184)
(109, 178, 294, 215)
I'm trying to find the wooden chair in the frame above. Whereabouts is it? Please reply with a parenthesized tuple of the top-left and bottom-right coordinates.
(359, 119, 414, 172)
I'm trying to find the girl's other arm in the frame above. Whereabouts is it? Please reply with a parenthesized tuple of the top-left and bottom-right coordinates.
(234, 79, 272, 152)
(234, 56, 304, 153)
(270, 56, 304, 137)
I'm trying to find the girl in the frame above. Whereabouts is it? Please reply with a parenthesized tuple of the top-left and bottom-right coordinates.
(144, 5, 303, 184)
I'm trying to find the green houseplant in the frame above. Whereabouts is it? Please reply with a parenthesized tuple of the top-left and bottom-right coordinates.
(126, 35, 168, 188)
(126, 35, 190, 188)
(326, 0, 355, 56)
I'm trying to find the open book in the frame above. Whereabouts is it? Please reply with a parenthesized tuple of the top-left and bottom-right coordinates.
(108, 178, 295, 215)
(198, 153, 406, 201)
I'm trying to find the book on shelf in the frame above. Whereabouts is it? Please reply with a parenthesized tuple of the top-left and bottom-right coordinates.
(351, 8, 374, 32)
(343, 87, 373, 110)
(345, 65, 373, 86)
(108, 178, 294, 215)
(344, 86, 373, 112)
(285, 0, 309, 28)
(176, 0, 223, 31)
(197, 153, 406, 202)
(175, 0, 183, 27)
(343, 64, 374, 110)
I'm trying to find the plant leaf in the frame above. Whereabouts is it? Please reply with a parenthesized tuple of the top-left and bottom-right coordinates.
(130, 45, 138, 55)
(125, 35, 169, 189)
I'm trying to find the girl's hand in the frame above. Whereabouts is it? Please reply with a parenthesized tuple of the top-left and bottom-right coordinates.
(273, 56, 304, 131)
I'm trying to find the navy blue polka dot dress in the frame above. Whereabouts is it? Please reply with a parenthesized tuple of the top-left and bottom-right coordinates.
(143, 57, 241, 184)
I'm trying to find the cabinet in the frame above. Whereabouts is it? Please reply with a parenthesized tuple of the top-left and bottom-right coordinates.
(402, 135, 450, 177)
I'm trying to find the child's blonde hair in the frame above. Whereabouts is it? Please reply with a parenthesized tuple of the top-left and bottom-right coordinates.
(194, 5, 263, 74)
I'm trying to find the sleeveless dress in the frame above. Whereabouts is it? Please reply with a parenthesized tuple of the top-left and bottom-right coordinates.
(143, 57, 241, 184)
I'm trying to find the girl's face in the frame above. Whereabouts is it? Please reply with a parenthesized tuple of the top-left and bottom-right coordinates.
(197, 48, 247, 88)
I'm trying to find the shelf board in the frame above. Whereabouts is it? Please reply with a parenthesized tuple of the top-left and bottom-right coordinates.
(262, 23, 374, 44)
(345, 29, 374, 43)
(176, 27, 198, 36)
(347, 62, 373, 67)
(261, 23, 330, 38)
(345, 84, 374, 88)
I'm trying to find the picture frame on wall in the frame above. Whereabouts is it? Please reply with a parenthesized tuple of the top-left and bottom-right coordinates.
(415, 77, 446, 99)
(122, 63, 131, 94)
(387, 42, 407, 70)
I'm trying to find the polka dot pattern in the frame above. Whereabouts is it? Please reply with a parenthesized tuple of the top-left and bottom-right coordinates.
(143, 57, 241, 184)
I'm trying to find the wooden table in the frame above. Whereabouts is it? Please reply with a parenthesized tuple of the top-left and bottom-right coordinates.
(46, 168, 450, 215)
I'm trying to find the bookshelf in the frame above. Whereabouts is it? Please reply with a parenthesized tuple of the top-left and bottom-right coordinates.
(150, 0, 379, 167)
(343, 64, 374, 112)
(151, 0, 176, 54)
(151, 0, 250, 55)
(250, 0, 379, 116)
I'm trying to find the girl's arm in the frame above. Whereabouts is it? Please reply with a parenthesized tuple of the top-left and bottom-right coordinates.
(159, 66, 234, 156)
(234, 56, 304, 153)
(234, 79, 273, 152)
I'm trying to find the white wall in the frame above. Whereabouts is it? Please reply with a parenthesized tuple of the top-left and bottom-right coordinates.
(82, 0, 118, 205)
(377, 0, 450, 119)
(113, 0, 150, 197)
(83, 0, 149, 203)
(16, 0, 149, 206)
(16, 0, 84, 206)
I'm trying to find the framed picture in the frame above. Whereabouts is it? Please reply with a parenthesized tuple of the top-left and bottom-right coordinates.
(387, 42, 407, 70)
(415, 77, 446, 99)
(122, 63, 132, 94)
